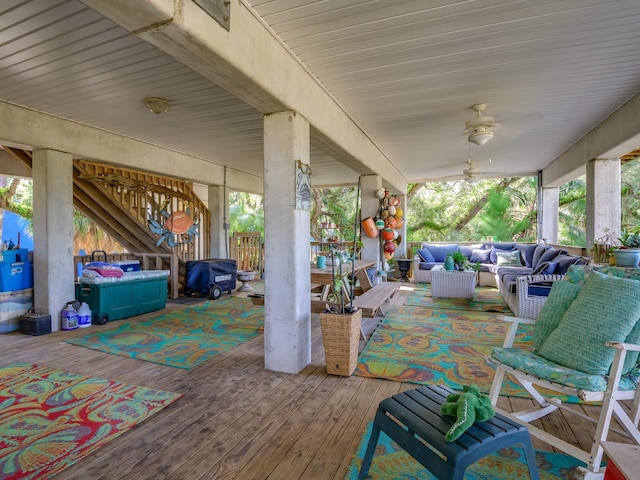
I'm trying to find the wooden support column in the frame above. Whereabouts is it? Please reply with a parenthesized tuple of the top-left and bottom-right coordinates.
(32, 149, 74, 332)
(360, 175, 382, 276)
(263, 111, 311, 374)
(586, 158, 621, 251)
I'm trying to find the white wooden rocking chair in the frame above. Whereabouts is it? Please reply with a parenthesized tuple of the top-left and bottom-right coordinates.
(487, 314, 640, 480)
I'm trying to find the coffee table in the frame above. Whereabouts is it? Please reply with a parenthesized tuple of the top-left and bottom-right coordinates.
(430, 265, 476, 299)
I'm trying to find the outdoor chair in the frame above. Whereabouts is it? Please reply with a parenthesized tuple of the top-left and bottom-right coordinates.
(485, 270, 640, 479)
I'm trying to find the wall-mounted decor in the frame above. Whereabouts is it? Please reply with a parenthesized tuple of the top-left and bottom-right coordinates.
(295, 160, 311, 211)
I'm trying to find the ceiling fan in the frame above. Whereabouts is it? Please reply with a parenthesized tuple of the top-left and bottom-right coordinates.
(464, 103, 499, 146)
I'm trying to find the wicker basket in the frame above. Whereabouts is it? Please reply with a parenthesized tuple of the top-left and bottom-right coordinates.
(320, 309, 362, 376)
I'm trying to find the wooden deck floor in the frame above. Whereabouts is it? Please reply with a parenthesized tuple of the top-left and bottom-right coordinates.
(0, 282, 632, 479)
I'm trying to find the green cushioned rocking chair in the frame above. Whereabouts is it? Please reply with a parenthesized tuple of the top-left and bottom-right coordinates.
(486, 271, 640, 480)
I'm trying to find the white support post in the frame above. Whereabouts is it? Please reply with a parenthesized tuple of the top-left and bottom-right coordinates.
(208, 184, 228, 258)
(540, 187, 559, 245)
(32, 149, 75, 332)
(360, 175, 382, 276)
(586, 158, 621, 251)
(263, 111, 311, 373)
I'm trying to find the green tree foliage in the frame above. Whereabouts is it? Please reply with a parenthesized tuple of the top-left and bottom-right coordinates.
(228, 192, 264, 236)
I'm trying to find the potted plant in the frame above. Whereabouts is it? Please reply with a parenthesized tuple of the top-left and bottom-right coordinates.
(451, 251, 467, 271)
(613, 229, 640, 267)
(319, 247, 362, 376)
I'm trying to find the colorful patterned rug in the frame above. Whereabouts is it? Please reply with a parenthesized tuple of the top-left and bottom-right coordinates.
(0, 363, 181, 480)
(67, 296, 264, 369)
(354, 289, 575, 400)
(405, 284, 513, 313)
(345, 423, 587, 479)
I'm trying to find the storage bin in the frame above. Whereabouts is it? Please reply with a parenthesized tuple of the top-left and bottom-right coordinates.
(75, 273, 168, 324)
(111, 260, 141, 272)
(0, 260, 33, 292)
(0, 288, 33, 333)
(19, 309, 52, 336)
(0, 248, 28, 263)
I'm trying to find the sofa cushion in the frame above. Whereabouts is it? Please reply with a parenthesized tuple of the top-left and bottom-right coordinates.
(532, 280, 583, 352)
(535, 248, 563, 268)
(538, 272, 640, 375)
(524, 244, 538, 268)
(532, 260, 558, 275)
(553, 254, 586, 275)
(470, 248, 491, 264)
(531, 244, 550, 268)
(418, 261, 438, 271)
(485, 242, 516, 251)
(458, 244, 482, 259)
(495, 250, 523, 267)
(417, 248, 435, 263)
(419, 244, 459, 262)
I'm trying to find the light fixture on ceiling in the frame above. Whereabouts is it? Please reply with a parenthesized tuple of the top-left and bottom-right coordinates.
(463, 142, 480, 183)
(463, 159, 480, 183)
(143, 97, 171, 114)
(465, 103, 499, 146)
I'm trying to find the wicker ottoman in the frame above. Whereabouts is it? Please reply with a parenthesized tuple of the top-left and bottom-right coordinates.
(431, 266, 476, 299)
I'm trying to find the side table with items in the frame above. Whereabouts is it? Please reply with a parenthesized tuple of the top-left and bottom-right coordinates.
(430, 265, 476, 299)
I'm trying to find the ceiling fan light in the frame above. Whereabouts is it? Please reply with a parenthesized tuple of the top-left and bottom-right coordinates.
(468, 131, 494, 146)
(465, 175, 479, 184)
(143, 97, 171, 114)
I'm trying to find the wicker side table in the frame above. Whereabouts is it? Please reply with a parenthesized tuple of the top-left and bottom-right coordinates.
(431, 265, 476, 299)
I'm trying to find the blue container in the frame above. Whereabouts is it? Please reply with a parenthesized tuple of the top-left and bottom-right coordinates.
(0, 260, 33, 293)
(0, 248, 28, 263)
(111, 260, 141, 272)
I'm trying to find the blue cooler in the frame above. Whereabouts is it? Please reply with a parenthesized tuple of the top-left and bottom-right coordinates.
(111, 260, 141, 272)
(0, 248, 33, 293)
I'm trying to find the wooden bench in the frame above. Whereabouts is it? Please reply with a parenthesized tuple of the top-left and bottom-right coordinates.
(352, 282, 398, 318)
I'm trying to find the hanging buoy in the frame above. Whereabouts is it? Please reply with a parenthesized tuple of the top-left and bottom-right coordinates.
(361, 217, 378, 238)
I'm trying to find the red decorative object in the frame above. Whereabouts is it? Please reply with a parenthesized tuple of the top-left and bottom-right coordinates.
(381, 229, 395, 241)
(384, 241, 396, 253)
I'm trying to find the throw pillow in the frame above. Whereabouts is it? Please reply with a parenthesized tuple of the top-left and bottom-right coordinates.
(424, 244, 459, 262)
(532, 261, 558, 275)
(417, 248, 435, 263)
(531, 244, 550, 268)
(538, 272, 640, 375)
(490, 246, 516, 264)
(532, 280, 583, 352)
(495, 250, 523, 267)
(552, 255, 583, 275)
(469, 248, 491, 264)
(524, 244, 538, 268)
(535, 248, 562, 268)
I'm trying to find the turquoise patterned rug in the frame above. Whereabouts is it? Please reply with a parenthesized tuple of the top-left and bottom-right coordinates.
(345, 423, 587, 479)
(67, 297, 263, 369)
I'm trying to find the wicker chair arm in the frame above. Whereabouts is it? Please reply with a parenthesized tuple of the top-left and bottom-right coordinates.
(516, 273, 565, 286)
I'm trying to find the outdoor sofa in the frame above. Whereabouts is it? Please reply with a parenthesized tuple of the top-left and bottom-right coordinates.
(413, 242, 588, 318)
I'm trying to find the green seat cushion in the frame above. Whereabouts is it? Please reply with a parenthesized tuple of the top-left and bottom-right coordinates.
(490, 347, 639, 392)
(532, 280, 582, 352)
(538, 272, 640, 375)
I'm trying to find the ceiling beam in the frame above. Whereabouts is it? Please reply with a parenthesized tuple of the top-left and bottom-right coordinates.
(79, 0, 407, 194)
(542, 92, 640, 187)
(0, 100, 263, 194)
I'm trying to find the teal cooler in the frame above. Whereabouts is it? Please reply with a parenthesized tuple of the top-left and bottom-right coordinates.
(75, 275, 167, 324)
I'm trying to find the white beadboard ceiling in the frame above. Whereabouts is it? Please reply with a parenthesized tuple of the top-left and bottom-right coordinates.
(1, 0, 640, 186)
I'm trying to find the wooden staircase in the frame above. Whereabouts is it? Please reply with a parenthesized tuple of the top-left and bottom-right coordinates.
(4, 147, 211, 294)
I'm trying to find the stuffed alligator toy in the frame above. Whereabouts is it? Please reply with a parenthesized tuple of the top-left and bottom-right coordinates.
(440, 384, 495, 442)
